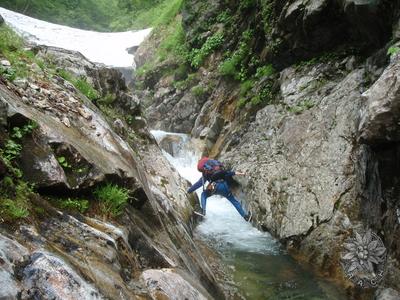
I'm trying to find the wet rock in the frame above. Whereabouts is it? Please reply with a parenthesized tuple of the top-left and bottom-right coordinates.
(158, 134, 184, 156)
(375, 287, 400, 300)
(0, 14, 4, 25)
(0, 234, 29, 300)
(141, 269, 210, 300)
(21, 251, 104, 300)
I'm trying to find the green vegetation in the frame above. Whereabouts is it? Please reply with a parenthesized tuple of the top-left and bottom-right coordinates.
(57, 198, 89, 213)
(57, 69, 99, 100)
(0, 0, 121, 31)
(0, 0, 185, 31)
(191, 85, 206, 97)
(174, 73, 198, 90)
(387, 45, 400, 56)
(112, 0, 184, 30)
(288, 99, 315, 114)
(0, 25, 40, 81)
(57, 156, 72, 169)
(219, 29, 253, 80)
(1, 122, 37, 164)
(0, 180, 33, 221)
(187, 32, 224, 69)
(94, 184, 130, 217)
(255, 64, 275, 79)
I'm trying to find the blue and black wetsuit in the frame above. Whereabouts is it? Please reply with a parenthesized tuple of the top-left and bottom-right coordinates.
(187, 170, 247, 218)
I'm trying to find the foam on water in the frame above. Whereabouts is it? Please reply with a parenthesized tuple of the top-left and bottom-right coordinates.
(151, 130, 280, 255)
(0, 7, 151, 67)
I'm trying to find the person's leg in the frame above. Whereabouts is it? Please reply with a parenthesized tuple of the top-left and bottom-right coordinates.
(200, 190, 209, 215)
(216, 182, 247, 218)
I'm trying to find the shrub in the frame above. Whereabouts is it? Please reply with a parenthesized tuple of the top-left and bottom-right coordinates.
(237, 97, 248, 108)
(191, 85, 206, 97)
(219, 58, 238, 77)
(255, 64, 275, 79)
(240, 80, 254, 97)
(0, 181, 32, 220)
(219, 30, 253, 80)
(94, 184, 129, 217)
(188, 32, 224, 69)
(388, 46, 400, 56)
(59, 198, 89, 213)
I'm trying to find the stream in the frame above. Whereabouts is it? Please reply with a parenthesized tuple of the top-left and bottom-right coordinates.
(0, 7, 348, 299)
(152, 130, 347, 300)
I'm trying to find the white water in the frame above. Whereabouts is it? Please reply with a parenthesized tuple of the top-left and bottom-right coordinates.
(151, 130, 280, 255)
(0, 7, 151, 67)
(152, 131, 346, 299)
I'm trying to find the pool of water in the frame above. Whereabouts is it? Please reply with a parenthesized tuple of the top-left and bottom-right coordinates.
(151, 130, 347, 300)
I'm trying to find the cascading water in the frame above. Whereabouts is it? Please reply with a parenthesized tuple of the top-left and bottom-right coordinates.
(152, 130, 347, 300)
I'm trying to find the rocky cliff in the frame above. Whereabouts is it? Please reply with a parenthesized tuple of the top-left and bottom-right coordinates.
(134, 0, 400, 298)
(0, 27, 226, 299)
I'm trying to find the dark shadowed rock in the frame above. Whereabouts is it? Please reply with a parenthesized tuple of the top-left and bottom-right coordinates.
(0, 14, 4, 25)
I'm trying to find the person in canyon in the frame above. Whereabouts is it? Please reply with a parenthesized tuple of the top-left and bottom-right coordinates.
(187, 157, 252, 221)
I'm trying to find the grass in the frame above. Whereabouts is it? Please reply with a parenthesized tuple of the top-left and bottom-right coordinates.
(111, 0, 184, 30)
(387, 45, 400, 56)
(0, 25, 38, 81)
(191, 85, 206, 97)
(57, 198, 89, 213)
(0, 181, 33, 221)
(57, 69, 99, 100)
(94, 184, 130, 217)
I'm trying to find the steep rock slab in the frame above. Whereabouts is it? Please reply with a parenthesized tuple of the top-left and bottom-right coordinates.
(0, 46, 224, 298)
(223, 63, 364, 238)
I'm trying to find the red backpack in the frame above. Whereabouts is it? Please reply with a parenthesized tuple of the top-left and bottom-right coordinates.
(197, 157, 224, 176)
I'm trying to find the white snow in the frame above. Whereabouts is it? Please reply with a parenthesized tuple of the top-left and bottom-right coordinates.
(0, 7, 151, 67)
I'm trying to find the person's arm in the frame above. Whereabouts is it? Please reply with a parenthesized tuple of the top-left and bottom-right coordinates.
(224, 170, 246, 178)
(187, 177, 204, 193)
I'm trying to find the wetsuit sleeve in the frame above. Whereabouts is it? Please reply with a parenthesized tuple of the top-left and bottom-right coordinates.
(225, 170, 236, 177)
(187, 177, 204, 193)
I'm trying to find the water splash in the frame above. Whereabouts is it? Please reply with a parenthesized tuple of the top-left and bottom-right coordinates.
(151, 130, 280, 254)
(152, 130, 346, 299)
(0, 7, 151, 67)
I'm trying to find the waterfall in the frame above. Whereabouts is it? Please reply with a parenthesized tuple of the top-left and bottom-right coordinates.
(152, 130, 347, 300)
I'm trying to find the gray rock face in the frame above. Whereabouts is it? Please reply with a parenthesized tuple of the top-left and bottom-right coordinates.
(375, 287, 400, 300)
(0, 234, 29, 299)
(141, 269, 210, 300)
(359, 55, 400, 144)
(223, 63, 365, 238)
(22, 251, 104, 300)
(0, 45, 224, 299)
